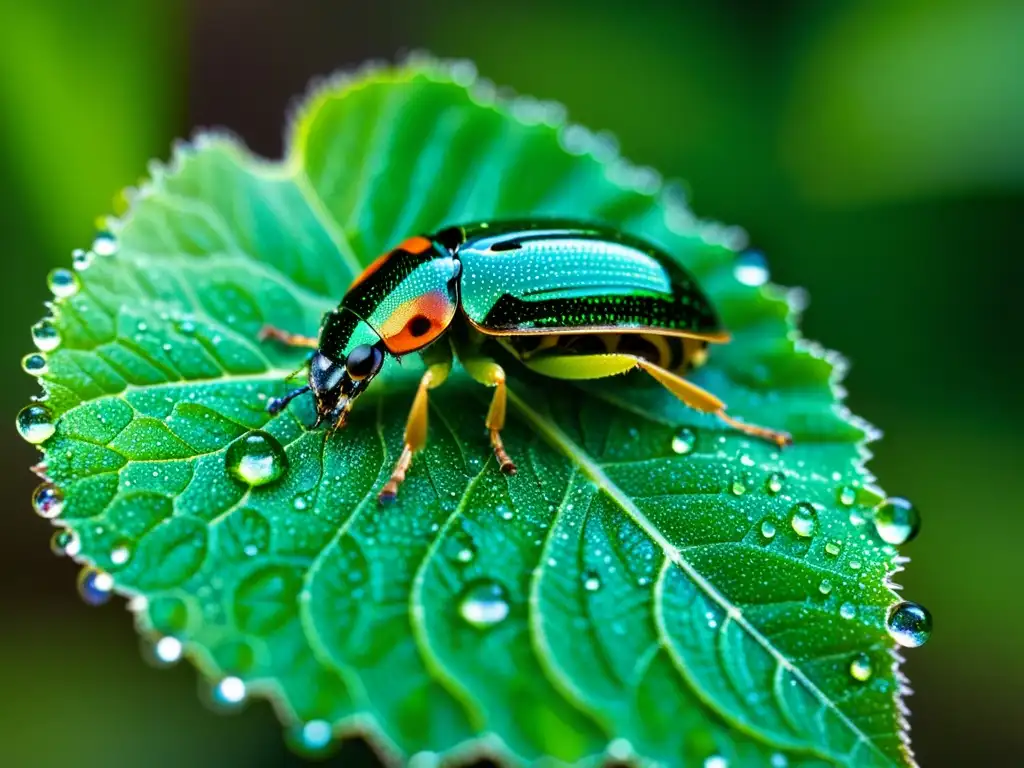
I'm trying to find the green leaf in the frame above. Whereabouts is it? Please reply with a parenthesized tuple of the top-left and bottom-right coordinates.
(22, 58, 918, 767)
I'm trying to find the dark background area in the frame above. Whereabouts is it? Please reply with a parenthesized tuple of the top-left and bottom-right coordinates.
(1, 1, 1021, 766)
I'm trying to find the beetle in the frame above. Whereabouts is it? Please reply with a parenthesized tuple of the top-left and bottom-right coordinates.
(259, 220, 791, 503)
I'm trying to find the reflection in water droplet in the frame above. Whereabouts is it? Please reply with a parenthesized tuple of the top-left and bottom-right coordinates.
(214, 676, 247, 705)
(93, 232, 118, 256)
(32, 484, 64, 519)
(818, 579, 833, 595)
(583, 571, 601, 592)
(886, 601, 932, 648)
(51, 529, 81, 557)
(31, 319, 61, 352)
(730, 480, 745, 496)
(849, 653, 873, 681)
(838, 486, 856, 506)
(839, 602, 856, 620)
(22, 353, 48, 376)
(824, 540, 843, 557)
(671, 427, 696, 455)
(17, 405, 55, 444)
(225, 431, 288, 486)
(734, 250, 769, 286)
(458, 580, 510, 628)
(155, 636, 184, 664)
(704, 755, 729, 768)
(78, 567, 114, 606)
(760, 520, 776, 540)
(47, 268, 81, 298)
(789, 502, 817, 538)
(873, 497, 920, 545)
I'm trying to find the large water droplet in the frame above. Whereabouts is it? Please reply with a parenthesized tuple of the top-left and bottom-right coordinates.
(154, 636, 184, 664)
(47, 268, 81, 298)
(818, 579, 833, 595)
(765, 472, 784, 494)
(704, 755, 729, 768)
(51, 529, 81, 557)
(789, 502, 817, 538)
(22, 353, 48, 376)
(671, 427, 696, 455)
(109, 542, 133, 568)
(17, 404, 55, 444)
(583, 571, 601, 592)
(839, 602, 857, 620)
(824, 540, 843, 557)
(849, 653, 873, 681)
(458, 579, 510, 628)
(873, 497, 920, 545)
(32, 483, 64, 519)
(213, 676, 247, 706)
(72, 248, 94, 271)
(225, 431, 288, 487)
(93, 231, 118, 256)
(886, 601, 932, 647)
(78, 567, 114, 606)
(730, 480, 746, 496)
(295, 720, 333, 753)
(760, 520, 777, 540)
(734, 250, 769, 286)
(838, 486, 857, 506)
(31, 319, 61, 352)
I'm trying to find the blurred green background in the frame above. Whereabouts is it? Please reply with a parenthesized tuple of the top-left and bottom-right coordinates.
(1, 0, 1020, 765)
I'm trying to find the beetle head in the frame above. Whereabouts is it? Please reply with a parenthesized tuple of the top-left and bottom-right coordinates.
(307, 343, 386, 428)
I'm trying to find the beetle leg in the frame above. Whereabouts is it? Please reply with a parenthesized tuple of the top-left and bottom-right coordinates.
(378, 359, 451, 504)
(258, 325, 319, 349)
(522, 352, 791, 448)
(461, 358, 517, 475)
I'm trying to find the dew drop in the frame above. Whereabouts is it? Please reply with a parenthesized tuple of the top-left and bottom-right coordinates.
(886, 601, 932, 648)
(109, 542, 132, 567)
(47, 268, 81, 298)
(838, 486, 857, 506)
(93, 231, 118, 256)
(293, 495, 309, 511)
(456, 547, 475, 564)
(849, 560, 861, 571)
(72, 248, 94, 271)
(734, 250, 769, 286)
(22, 353, 48, 376)
(225, 431, 288, 486)
(789, 502, 817, 538)
(818, 579, 833, 595)
(839, 602, 856, 620)
(730, 480, 746, 496)
(31, 319, 61, 352)
(824, 540, 843, 557)
(770, 755, 788, 768)
(17, 404, 55, 444)
(50, 529, 80, 557)
(458, 579, 510, 628)
(760, 520, 777, 540)
(154, 636, 183, 664)
(32, 483, 64, 519)
(78, 567, 114, 606)
(583, 571, 601, 592)
(671, 427, 696, 455)
(765, 472, 784, 495)
(704, 755, 729, 768)
(849, 653, 873, 681)
(297, 720, 333, 752)
(872, 497, 920, 545)
(214, 676, 247, 705)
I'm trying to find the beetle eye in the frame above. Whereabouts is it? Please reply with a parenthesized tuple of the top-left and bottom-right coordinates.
(345, 344, 384, 380)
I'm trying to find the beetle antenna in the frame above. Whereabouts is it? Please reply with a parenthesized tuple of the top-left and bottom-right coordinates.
(267, 385, 310, 415)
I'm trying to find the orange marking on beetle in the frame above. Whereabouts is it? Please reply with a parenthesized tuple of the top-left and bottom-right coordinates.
(348, 250, 396, 291)
(399, 236, 433, 255)
(379, 290, 457, 355)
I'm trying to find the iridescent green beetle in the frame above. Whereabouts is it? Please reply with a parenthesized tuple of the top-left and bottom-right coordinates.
(260, 220, 791, 503)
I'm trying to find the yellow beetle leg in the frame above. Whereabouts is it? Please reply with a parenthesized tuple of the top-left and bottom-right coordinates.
(378, 356, 452, 504)
(461, 357, 517, 475)
(258, 325, 319, 349)
(523, 352, 791, 448)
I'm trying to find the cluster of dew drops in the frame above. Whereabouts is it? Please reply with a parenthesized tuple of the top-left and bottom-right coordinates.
(17, 232, 929, 739)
